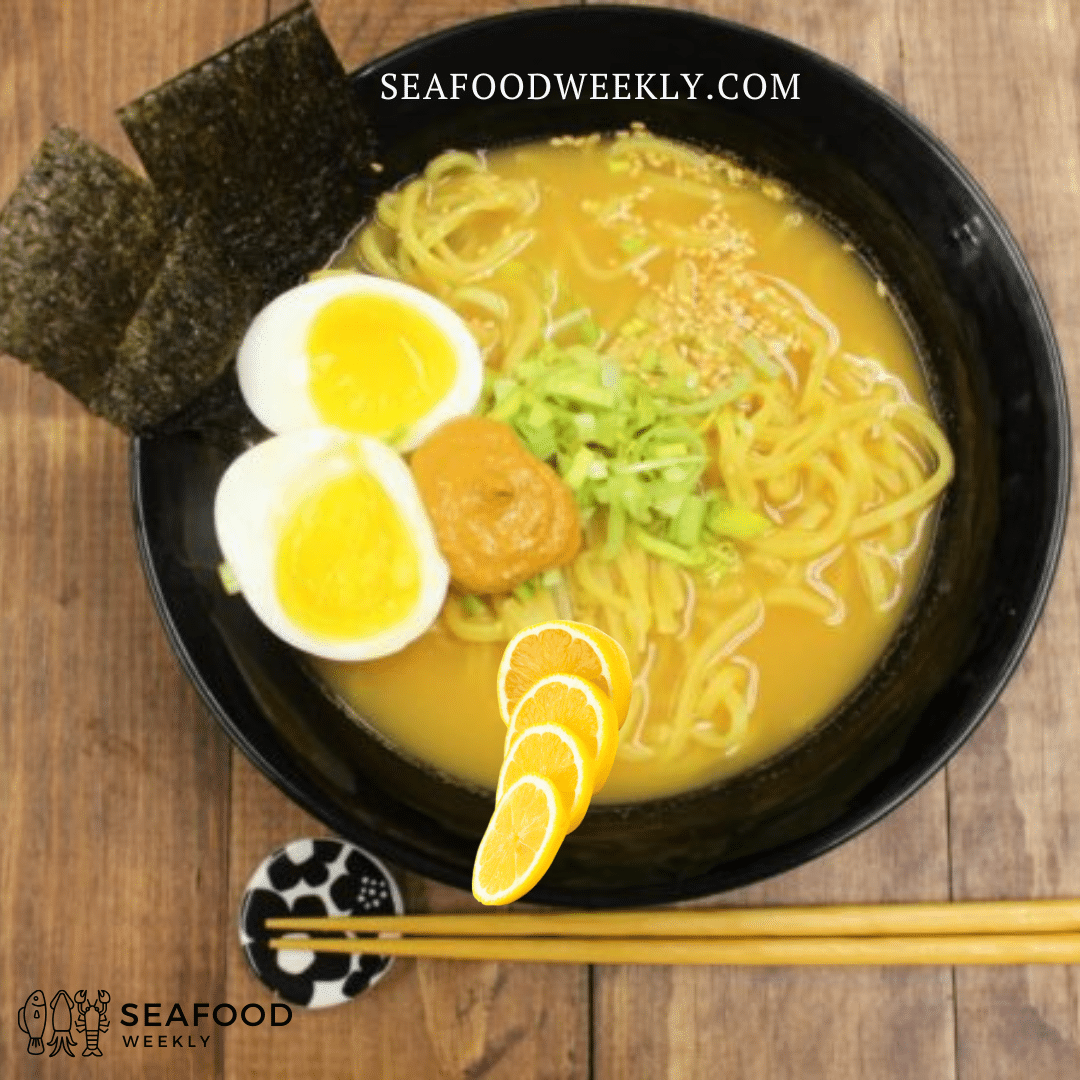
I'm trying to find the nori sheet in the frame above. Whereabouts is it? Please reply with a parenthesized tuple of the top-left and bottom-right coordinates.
(118, 3, 376, 304)
(93, 213, 263, 431)
(0, 127, 172, 405)
(153, 364, 268, 452)
(0, 4, 380, 434)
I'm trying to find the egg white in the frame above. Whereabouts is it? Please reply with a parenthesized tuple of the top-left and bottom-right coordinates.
(236, 272, 482, 451)
(214, 429, 450, 661)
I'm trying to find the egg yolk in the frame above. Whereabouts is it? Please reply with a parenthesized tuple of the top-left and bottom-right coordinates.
(306, 293, 458, 436)
(274, 469, 421, 640)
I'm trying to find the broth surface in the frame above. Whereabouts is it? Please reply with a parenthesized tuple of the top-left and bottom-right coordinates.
(316, 132, 945, 802)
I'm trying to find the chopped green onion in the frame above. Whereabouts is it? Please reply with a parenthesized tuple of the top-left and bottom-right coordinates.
(659, 375, 700, 401)
(590, 415, 622, 450)
(490, 376, 519, 403)
(600, 360, 620, 389)
(488, 386, 525, 421)
(564, 446, 595, 489)
(604, 503, 627, 560)
(461, 594, 487, 617)
(617, 476, 652, 524)
(526, 401, 554, 428)
(654, 492, 686, 518)
(639, 347, 663, 372)
(632, 527, 704, 568)
(218, 561, 241, 595)
(668, 373, 753, 415)
(573, 412, 597, 435)
(708, 501, 772, 540)
(613, 455, 706, 475)
(703, 541, 742, 584)
(673, 494, 707, 548)
(383, 424, 410, 450)
(654, 443, 689, 459)
(481, 339, 769, 576)
(579, 319, 602, 345)
(546, 379, 616, 409)
(524, 425, 557, 461)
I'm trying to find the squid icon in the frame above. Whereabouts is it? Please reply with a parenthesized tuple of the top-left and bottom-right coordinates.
(74, 990, 110, 1056)
(17, 989, 47, 1054)
(48, 990, 77, 1057)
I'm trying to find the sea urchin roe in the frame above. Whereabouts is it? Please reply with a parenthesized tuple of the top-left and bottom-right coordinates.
(275, 469, 421, 639)
(410, 416, 581, 594)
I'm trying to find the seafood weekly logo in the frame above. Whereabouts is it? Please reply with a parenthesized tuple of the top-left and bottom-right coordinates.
(17, 989, 109, 1057)
(17, 990, 292, 1056)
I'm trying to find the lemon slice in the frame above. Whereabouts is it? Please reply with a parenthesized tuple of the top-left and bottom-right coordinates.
(472, 774, 567, 906)
(506, 673, 620, 792)
(496, 620, 632, 728)
(497, 722, 596, 832)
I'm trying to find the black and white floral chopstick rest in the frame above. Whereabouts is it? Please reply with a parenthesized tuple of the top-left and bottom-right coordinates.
(239, 838, 403, 1009)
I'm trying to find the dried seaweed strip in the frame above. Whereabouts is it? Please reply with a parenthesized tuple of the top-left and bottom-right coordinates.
(93, 214, 263, 431)
(1, 10, 380, 435)
(118, 4, 376, 302)
(153, 365, 268, 452)
(0, 127, 172, 403)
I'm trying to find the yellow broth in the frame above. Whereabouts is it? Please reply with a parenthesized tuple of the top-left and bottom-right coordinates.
(315, 133, 941, 803)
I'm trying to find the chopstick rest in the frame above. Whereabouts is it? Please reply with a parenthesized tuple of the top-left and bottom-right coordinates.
(239, 838, 403, 1009)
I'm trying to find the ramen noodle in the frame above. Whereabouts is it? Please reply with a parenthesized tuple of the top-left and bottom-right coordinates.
(314, 129, 953, 802)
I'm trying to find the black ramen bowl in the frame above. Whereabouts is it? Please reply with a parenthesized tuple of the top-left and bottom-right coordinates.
(131, 5, 1069, 906)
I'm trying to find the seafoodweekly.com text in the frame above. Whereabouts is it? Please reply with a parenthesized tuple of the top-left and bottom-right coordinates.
(379, 72, 801, 102)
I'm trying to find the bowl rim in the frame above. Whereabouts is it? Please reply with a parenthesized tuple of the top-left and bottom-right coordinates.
(130, 2, 1071, 905)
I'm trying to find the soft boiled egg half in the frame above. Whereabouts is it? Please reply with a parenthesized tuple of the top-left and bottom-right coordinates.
(214, 429, 450, 661)
(237, 272, 482, 451)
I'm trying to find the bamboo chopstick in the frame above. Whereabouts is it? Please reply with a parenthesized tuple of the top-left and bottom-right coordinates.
(263, 900, 1080, 966)
(266, 898, 1080, 940)
(265, 931, 1080, 966)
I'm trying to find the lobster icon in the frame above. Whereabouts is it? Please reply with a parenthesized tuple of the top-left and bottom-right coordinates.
(74, 990, 110, 1056)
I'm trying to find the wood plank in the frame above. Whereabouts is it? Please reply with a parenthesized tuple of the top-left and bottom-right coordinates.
(897, 0, 1080, 1075)
(607, 0, 906, 103)
(275, 0, 572, 73)
(594, 783, 955, 1079)
(0, 2, 263, 1077)
(0, 0, 268, 179)
(588, 1, 957, 1076)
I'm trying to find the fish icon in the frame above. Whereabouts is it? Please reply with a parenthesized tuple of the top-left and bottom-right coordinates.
(18, 989, 47, 1054)
(48, 990, 77, 1057)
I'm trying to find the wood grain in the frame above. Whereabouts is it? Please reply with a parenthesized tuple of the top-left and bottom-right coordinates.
(277, 0, 571, 72)
(594, 782, 956, 1079)
(897, 0, 1080, 1076)
(0, 2, 264, 1077)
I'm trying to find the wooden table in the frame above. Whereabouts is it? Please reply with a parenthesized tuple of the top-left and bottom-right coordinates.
(1, 0, 1077, 1076)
